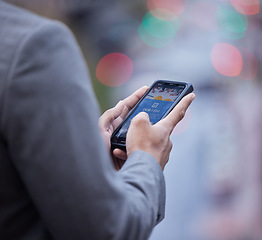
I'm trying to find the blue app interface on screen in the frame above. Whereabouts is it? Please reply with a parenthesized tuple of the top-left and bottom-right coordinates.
(115, 83, 185, 140)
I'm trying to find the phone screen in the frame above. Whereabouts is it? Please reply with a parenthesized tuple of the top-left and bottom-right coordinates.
(114, 82, 186, 141)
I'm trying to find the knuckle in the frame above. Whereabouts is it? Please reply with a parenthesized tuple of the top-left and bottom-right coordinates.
(122, 105, 129, 115)
(180, 108, 185, 121)
(117, 100, 124, 108)
(104, 108, 117, 122)
(103, 109, 112, 118)
(132, 116, 147, 126)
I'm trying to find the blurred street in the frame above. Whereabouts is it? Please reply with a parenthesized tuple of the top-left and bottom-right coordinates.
(7, 0, 262, 239)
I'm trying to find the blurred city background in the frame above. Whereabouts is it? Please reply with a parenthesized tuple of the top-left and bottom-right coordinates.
(6, 0, 262, 239)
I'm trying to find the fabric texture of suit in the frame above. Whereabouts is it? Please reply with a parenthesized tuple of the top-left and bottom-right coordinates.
(0, 1, 165, 239)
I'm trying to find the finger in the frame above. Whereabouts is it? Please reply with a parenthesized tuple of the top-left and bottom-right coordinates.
(128, 112, 150, 137)
(103, 86, 149, 129)
(121, 86, 149, 113)
(159, 93, 195, 134)
(126, 112, 150, 158)
(111, 86, 149, 130)
(99, 100, 125, 127)
(131, 111, 150, 124)
(113, 149, 128, 161)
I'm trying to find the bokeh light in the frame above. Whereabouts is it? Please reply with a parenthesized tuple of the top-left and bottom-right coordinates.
(239, 48, 258, 80)
(190, 1, 218, 31)
(217, 5, 248, 40)
(211, 43, 243, 77)
(230, 0, 260, 15)
(147, 0, 187, 20)
(96, 53, 133, 87)
(138, 11, 180, 48)
(143, 12, 178, 38)
(139, 24, 174, 48)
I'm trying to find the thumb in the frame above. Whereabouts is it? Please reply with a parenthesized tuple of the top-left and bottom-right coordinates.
(129, 111, 151, 130)
(131, 111, 150, 123)
(126, 111, 151, 158)
(159, 93, 195, 135)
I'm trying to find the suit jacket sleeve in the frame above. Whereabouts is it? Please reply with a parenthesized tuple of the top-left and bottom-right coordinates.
(1, 19, 165, 240)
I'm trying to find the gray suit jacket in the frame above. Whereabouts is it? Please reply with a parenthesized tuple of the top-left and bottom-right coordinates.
(0, 1, 165, 239)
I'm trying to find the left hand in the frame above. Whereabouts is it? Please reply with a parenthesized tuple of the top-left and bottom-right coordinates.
(99, 86, 149, 170)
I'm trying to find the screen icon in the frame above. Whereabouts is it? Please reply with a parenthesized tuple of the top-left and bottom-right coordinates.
(152, 102, 159, 108)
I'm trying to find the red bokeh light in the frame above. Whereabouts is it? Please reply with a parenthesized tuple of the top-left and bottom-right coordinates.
(230, 0, 260, 15)
(211, 43, 243, 77)
(96, 53, 133, 87)
(147, 0, 187, 20)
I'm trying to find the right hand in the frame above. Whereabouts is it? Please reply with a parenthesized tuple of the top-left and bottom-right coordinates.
(126, 93, 195, 170)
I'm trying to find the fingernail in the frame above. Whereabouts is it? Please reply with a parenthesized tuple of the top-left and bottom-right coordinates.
(191, 93, 196, 100)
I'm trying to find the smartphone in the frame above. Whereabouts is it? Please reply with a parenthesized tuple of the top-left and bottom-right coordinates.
(111, 80, 194, 151)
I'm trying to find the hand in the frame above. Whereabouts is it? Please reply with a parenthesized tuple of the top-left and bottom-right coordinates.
(126, 93, 195, 170)
(99, 86, 149, 169)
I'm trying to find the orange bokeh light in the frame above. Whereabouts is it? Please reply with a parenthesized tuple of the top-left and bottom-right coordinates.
(230, 0, 260, 15)
(211, 43, 243, 77)
(147, 0, 187, 20)
(96, 53, 133, 87)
